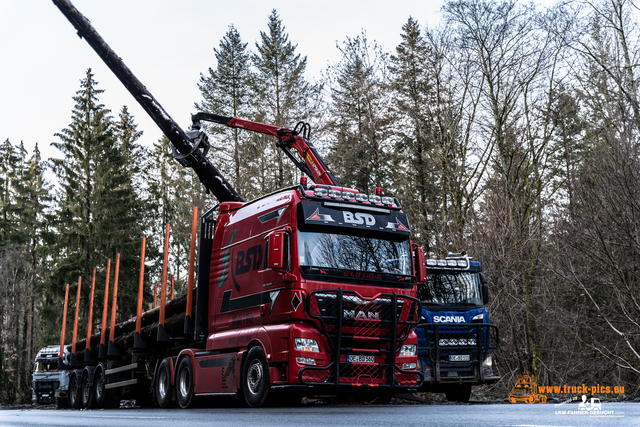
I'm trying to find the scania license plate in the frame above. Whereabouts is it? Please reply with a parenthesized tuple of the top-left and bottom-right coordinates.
(449, 355, 470, 362)
(348, 355, 375, 363)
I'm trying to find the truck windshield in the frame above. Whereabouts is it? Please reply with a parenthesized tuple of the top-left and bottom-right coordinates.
(297, 231, 412, 276)
(33, 359, 59, 373)
(418, 272, 483, 306)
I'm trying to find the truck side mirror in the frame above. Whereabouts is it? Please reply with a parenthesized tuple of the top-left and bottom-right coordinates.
(480, 273, 487, 284)
(482, 284, 489, 305)
(266, 230, 288, 271)
(412, 244, 427, 283)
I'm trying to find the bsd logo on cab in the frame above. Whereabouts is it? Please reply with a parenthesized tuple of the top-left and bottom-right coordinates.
(343, 212, 375, 226)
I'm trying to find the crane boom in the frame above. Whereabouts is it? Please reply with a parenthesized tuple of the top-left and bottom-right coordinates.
(52, 0, 244, 203)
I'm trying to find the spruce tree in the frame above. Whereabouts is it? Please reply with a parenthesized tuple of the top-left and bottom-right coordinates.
(48, 70, 146, 340)
(325, 32, 394, 194)
(252, 9, 321, 190)
(196, 25, 254, 198)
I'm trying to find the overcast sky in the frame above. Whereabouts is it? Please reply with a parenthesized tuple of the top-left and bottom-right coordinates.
(0, 0, 451, 167)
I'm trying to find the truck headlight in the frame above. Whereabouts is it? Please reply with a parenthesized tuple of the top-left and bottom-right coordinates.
(400, 344, 416, 357)
(296, 357, 317, 365)
(471, 313, 484, 323)
(294, 338, 319, 352)
(482, 354, 492, 368)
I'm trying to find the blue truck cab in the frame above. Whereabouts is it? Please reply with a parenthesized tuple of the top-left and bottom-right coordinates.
(414, 252, 500, 402)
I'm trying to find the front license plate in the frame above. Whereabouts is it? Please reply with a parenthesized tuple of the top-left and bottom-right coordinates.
(348, 355, 375, 363)
(449, 355, 470, 362)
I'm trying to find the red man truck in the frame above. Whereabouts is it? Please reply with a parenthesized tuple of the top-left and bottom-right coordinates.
(52, 0, 425, 409)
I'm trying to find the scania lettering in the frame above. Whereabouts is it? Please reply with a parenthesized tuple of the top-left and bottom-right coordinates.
(51, 0, 424, 409)
(415, 252, 500, 402)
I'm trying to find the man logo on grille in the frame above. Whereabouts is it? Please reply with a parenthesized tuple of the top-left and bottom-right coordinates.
(344, 309, 380, 320)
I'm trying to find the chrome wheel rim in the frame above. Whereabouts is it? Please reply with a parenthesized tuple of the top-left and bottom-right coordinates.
(158, 370, 168, 400)
(247, 360, 263, 395)
(179, 369, 189, 398)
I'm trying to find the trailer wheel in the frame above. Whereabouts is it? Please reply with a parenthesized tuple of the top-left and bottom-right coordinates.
(176, 357, 195, 409)
(93, 366, 114, 408)
(69, 373, 82, 409)
(445, 385, 472, 402)
(242, 346, 271, 407)
(81, 372, 95, 409)
(155, 359, 173, 408)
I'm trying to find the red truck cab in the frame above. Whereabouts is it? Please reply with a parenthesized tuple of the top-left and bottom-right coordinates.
(177, 184, 423, 406)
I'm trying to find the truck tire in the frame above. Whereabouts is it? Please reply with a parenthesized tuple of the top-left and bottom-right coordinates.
(176, 357, 195, 409)
(155, 359, 173, 408)
(81, 372, 95, 409)
(445, 385, 471, 403)
(93, 366, 114, 408)
(242, 346, 271, 407)
(69, 373, 82, 409)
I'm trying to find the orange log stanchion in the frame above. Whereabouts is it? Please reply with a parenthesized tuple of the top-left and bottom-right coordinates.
(70, 276, 82, 366)
(153, 282, 157, 309)
(107, 253, 120, 357)
(84, 268, 97, 363)
(185, 206, 198, 335)
(58, 283, 70, 368)
(171, 274, 175, 300)
(98, 259, 111, 359)
(134, 237, 147, 349)
(158, 223, 170, 342)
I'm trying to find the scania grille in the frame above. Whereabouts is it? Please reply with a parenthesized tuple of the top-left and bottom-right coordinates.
(301, 288, 423, 389)
(417, 323, 498, 382)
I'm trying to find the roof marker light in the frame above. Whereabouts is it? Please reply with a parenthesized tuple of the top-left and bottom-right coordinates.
(300, 176, 308, 187)
(375, 187, 383, 196)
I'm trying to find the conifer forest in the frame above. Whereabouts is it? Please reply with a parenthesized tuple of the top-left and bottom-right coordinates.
(1, 0, 640, 404)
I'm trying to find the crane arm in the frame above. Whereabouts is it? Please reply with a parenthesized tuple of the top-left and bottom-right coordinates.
(191, 113, 339, 187)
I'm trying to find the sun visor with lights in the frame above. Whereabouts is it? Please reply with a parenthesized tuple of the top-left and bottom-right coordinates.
(425, 257, 470, 270)
(299, 200, 411, 235)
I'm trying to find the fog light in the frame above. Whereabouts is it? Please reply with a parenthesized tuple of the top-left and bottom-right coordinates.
(328, 189, 341, 198)
(482, 354, 492, 368)
(342, 191, 355, 200)
(296, 357, 316, 366)
(402, 363, 417, 370)
(369, 194, 381, 204)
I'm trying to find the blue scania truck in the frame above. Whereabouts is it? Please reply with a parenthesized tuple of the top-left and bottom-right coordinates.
(414, 252, 500, 402)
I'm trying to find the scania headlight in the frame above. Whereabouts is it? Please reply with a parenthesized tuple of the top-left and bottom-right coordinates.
(471, 313, 484, 323)
(294, 338, 319, 352)
(400, 344, 416, 357)
(482, 354, 492, 368)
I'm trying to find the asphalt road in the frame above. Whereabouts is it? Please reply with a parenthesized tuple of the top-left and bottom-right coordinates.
(0, 401, 638, 427)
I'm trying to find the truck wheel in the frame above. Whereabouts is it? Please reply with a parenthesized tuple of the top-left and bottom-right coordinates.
(69, 373, 82, 409)
(445, 385, 471, 403)
(176, 357, 194, 409)
(155, 359, 173, 408)
(94, 366, 114, 408)
(242, 346, 271, 407)
(81, 372, 95, 409)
